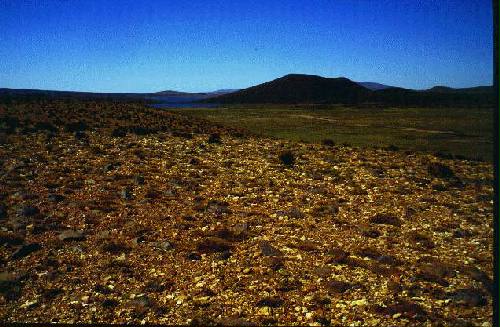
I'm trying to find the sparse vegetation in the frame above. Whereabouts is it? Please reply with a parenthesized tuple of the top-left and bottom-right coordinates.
(165, 105, 493, 162)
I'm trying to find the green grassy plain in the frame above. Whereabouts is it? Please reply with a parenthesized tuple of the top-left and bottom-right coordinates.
(165, 105, 494, 162)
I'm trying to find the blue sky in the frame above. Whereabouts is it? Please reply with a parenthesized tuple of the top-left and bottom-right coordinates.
(0, 0, 493, 92)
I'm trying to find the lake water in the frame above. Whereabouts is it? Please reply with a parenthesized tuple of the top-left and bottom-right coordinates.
(149, 102, 219, 109)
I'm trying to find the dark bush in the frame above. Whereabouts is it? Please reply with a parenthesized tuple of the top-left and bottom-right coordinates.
(321, 139, 335, 146)
(172, 131, 193, 139)
(1, 116, 20, 131)
(386, 144, 399, 151)
(74, 131, 87, 140)
(111, 127, 127, 137)
(428, 162, 455, 178)
(130, 126, 155, 136)
(279, 150, 295, 167)
(64, 121, 88, 132)
(35, 122, 58, 133)
(434, 151, 454, 160)
(208, 133, 221, 144)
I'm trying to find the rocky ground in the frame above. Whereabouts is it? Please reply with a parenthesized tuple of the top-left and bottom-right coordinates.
(0, 101, 494, 326)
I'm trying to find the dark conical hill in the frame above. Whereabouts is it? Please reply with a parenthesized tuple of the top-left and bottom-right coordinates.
(204, 74, 372, 104)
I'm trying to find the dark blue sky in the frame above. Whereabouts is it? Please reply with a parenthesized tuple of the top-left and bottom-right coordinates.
(0, 0, 493, 92)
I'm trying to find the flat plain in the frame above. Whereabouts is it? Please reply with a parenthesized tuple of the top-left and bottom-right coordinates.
(165, 105, 494, 162)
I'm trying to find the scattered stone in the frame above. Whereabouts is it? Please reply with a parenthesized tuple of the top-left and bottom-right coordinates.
(0, 272, 18, 286)
(11, 243, 42, 260)
(128, 295, 153, 317)
(405, 206, 417, 219)
(357, 247, 382, 260)
(314, 204, 339, 216)
(417, 257, 456, 278)
(186, 252, 202, 261)
(312, 266, 332, 277)
(144, 279, 174, 293)
(18, 205, 40, 217)
(432, 182, 448, 191)
(325, 248, 350, 264)
(103, 163, 120, 173)
(315, 316, 332, 326)
(58, 230, 85, 242)
(19, 299, 39, 309)
(263, 256, 285, 271)
(416, 266, 450, 287)
(409, 232, 435, 249)
(460, 266, 493, 294)
(121, 187, 133, 200)
(197, 237, 232, 253)
(145, 189, 161, 199)
(295, 240, 320, 252)
(206, 200, 231, 215)
(217, 250, 232, 260)
(359, 226, 381, 238)
(97, 230, 111, 240)
(214, 225, 248, 242)
(256, 297, 284, 308)
(154, 241, 173, 251)
(0, 231, 24, 245)
(47, 194, 65, 202)
(131, 236, 146, 246)
(369, 213, 402, 227)
(133, 175, 145, 185)
(94, 284, 112, 295)
(217, 317, 257, 326)
(190, 316, 215, 326)
(100, 241, 131, 254)
(448, 288, 487, 307)
(325, 280, 353, 294)
(230, 222, 250, 238)
(372, 300, 427, 319)
(376, 255, 402, 266)
(41, 288, 64, 301)
(277, 277, 302, 292)
(259, 241, 283, 257)
(0, 273, 22, 301)
(102, 298, 119, 308)
(453, 228, 472, 238)
(0, 204, 6, 220)
(428, 162, 455, 178)
(286, 207, 305, 219)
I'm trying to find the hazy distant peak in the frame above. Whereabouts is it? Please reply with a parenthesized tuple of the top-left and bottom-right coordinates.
(356, 82, 394, 91)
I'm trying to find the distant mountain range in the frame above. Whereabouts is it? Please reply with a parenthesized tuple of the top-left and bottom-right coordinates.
(0, 75, 493, 107)
(0, 88, 238, 103)
(422, 85, 494, 94)
(203, 74, 494, 107)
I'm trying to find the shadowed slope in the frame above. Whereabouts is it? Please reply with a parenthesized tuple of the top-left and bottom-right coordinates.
(204, 74, 372, 104)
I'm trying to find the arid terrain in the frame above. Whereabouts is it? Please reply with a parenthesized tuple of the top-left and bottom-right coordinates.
(0, 101, 494, 325)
